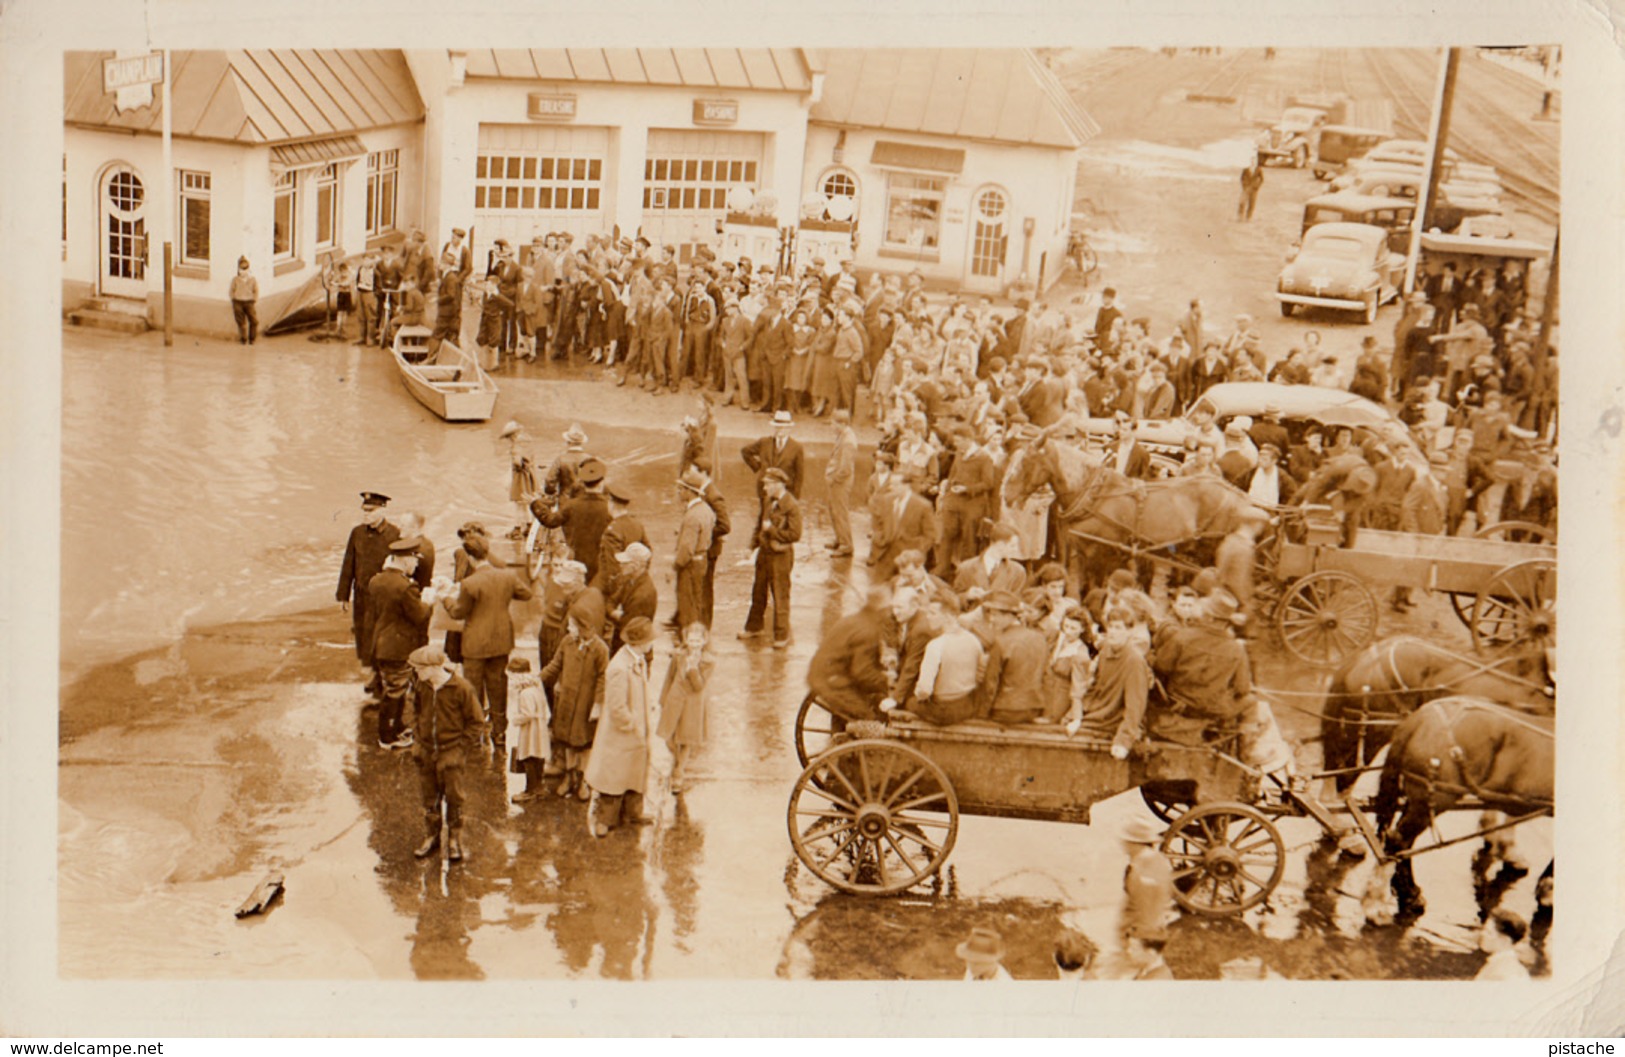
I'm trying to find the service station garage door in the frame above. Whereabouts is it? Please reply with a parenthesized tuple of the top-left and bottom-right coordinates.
(640, 129, 765, 259)
(473, 124, 609, 266)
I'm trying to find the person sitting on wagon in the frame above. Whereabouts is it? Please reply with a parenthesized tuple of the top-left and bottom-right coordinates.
(1151, 590, 1296, 786)
(806, 584, 894, 725)
(1294, 449, 1379, 547)
(978, 589, 1048, 725)
(1064, 605, 1149, 759)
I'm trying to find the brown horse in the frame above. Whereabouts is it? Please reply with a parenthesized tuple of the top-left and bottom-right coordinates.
(1321, 634, 1554, 793)
(1005, 437, 1260, 586)
(1367, 696, 1553, 921)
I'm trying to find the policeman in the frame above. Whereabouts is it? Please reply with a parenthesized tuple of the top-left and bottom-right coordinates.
(336, 491, 401, 698)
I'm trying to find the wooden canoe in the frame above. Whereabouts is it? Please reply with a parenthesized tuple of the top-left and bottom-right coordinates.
(391, 326, 499, 422)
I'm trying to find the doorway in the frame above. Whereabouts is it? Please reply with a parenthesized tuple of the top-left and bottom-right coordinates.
(99, 164, 148, 299)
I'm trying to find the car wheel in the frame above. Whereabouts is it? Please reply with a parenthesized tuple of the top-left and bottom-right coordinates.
(1362, 292, 1378, 325)
(1279, 300, 1294, 318)
(1293, 145, 1308, 169)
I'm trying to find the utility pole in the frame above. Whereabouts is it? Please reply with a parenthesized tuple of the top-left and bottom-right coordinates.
(1422, 48, 1460, 234)
(161, 49, 174, 346)
(1402, 47, 1454, 296)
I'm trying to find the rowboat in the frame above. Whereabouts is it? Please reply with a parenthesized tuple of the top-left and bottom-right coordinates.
(390, 326, 499, 422)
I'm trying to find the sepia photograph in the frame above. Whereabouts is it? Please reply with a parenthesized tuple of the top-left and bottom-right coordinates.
(5, 0, 1624, 1040)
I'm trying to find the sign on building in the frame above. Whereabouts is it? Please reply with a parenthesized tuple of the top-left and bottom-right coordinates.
(692, 98, 739, 126)
(527, 93, 578, 121)
(103, 51, 164, 114)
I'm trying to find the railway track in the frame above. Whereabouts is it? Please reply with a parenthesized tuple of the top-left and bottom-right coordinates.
(1361, 49, 1558, 228)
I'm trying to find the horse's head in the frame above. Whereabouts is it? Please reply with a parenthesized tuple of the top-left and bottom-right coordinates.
(1004, 432, 1054, 506)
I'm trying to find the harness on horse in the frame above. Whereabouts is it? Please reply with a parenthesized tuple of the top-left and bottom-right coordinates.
(1056, 464, 1233, 558)
(1408, 699, 1554, 812)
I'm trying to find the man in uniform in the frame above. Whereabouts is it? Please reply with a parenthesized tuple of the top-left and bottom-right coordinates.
(532, 457, 612, 584)
(408, 645, 486, 863)
(741, 468, 802, 649)
(593, 481, 649, 592)
(368, 537, 436, 749)
(741, 411, 806, 514)
(336, 491, 401, 698)
(671, 467, 717, 631)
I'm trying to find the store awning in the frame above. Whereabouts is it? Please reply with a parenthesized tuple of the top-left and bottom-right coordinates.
(271, 134, 368, 173)
(870, 140, 965, 174)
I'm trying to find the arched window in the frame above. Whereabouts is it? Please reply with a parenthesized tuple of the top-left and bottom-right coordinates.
(818, 167, 860, 222)
(970, 185, 1009, 278)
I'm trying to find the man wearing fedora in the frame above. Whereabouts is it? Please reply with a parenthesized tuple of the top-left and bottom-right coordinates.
(533, 457, 613, 585)
(1120, 816, 1175, 957)
(543, 423, 595, 500)
(585, 615, 658, 838)
(369, 536, 437, 749)
(408, 644, 486, 863)
(337, 491, 401, 698)
(741, 468, 802, 649)
(442, 534, 534, 761)
(741, 411, 806, 516)
(672, 468, 717, 631)
(956, 926, 1013, 981)
(605, 541, 658, 655)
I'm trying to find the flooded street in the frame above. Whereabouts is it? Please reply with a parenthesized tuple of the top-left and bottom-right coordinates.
(59, 322, 1547, 982)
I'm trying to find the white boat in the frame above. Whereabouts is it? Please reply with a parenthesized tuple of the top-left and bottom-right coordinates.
(390, 326, 499, 422)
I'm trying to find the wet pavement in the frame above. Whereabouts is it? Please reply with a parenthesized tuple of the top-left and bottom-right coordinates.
(59, 319, 1550, 981)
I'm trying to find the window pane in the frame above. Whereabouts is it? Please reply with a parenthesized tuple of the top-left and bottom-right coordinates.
(588, 158, 602, 181)
(698, 188, 712, 210)
(728, 161, 743, 182)
(540, 157, 554, 180)
(380, 174, 396, 229)
(273, 194, 292, 256)
(682, 187, 696, 209)
(367, 181, 377, 230)
(571, 187, 585, 209)
(642, 188, 651, 208)
(316, 186, 334, 244)
(683, 159, 698, 181)
(182, 198, 209, 261)
(572, 158, 587, 181)
(700, 160, 714, 182)
(744, 161, 758, 182)
(644, 159, 653, 180)
(505, 187, 520, 208)
(476, 156, 488, 179)
(537, 187, 553, 209)
(522, 157, 536, 180)
(521, 187, 535, 209)
(506, 157, 522, 179)
(586, 188, 599, 210)
(474, 187, 486, 209)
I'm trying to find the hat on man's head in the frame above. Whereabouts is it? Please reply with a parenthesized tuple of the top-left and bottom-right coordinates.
(982, 589, 1021, 614)
(389, 536, 424, 554)
(678, 466, 708, 494)
(576, 458, 607, 487)
(562, 423, 589, 446)
(986, 522, 1019, 545)
(360, 491, 391, 508)
(1204, 588, 1240, 623)
(1121, 816, 1163, 845)
(451, 227, 467, 238)
(614, 541, 652, 565)
(605, 483, 633, 504)
(457, 520, 487, 539)
(955, 927, 1006, 964)
(407, 645, 449, 669)
(621, 616, 657, 648)
(500, 420, 524, 439)
(771, 410, 794, 427)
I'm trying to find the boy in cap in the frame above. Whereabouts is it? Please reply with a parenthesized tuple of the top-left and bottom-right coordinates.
(1119, 816, 1175, 954)
(337, 491, 401, 698)
(741, 468, 802, 649)
(979, 589, 1047, 724)
(408, 645, 486, 862)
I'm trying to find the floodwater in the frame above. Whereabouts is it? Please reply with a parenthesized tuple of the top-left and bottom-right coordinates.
(57, 326, 1548, 982)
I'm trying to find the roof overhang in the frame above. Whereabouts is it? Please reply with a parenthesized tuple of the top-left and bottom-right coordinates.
(271, 134, 368, 174)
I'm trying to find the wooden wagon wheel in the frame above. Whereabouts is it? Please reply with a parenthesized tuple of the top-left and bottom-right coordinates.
(1250, 527, 1286, 624)
(1160, 801, 1285, 915)
(1140, 779, 1198, 824)
(1470, 557, 1556, 652)
(1274, 570, 1380, 668)
(786, 739, 959, 896)
(1445, 523, 1556, 629)
(793, 693, 844, 769)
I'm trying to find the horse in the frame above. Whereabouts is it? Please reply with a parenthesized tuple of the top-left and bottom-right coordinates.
(1004, 435, 1260, 589)
(1321, 633, 1555, 794)
(1365, 696, 1553, 923)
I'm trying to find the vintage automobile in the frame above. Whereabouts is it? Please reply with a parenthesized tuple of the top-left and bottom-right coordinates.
(1340, 143, 1501, 192)
(1311, 124, 1390, 179)
(1331, 169, 1504, 232)
(1072, 381, 1422, 470)
(1298, 193, 1416, 253)
(1277, 221, 1405, 323)
(1255, 106, 1330, 168)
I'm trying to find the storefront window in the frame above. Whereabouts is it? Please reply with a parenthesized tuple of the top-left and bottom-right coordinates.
(475, 152, 602, 213)
(883, 173, 945, 256)
(273, 171, 297, 261)
(315, 163, 339, 250)
(366, 150, 398, 237)
(178, 170, 210, 265)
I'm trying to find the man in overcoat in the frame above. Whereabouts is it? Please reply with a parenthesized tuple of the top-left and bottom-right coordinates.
(585, 616, 658, 837)
(368, 537, 435, 749)
(336, 491, 400, 697)
(443, 533, 533, 758)
(741, 469, 802, 648)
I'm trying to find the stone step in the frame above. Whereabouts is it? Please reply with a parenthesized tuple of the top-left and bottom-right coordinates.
(81, 296, 152, 317)
(67, 307, 151, 334)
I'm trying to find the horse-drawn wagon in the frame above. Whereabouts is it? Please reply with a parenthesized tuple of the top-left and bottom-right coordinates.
(786, 697, 1287, 915)
(1256, 509, 1555, 667)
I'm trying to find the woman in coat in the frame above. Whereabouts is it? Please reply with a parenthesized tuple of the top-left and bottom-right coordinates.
(808, 307, 840, 416)
(585, 615, 658, 836)
(785, 308, 814, 412)
(540, 589, 608, 800)
(655, 623, 715, 794)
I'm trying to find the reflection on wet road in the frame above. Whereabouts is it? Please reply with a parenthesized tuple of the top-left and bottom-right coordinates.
(58, 327, 1549, 980)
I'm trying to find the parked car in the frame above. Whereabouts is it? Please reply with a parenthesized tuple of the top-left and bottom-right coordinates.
(1330, 169, 1503, 232)
(1277, 221, 1405, 323)
(1299, 192, 1416, 253)
(1073, 381, 1421, 468)
(1311, 124, 1390, 179)
(1256, 106, 1330, 168)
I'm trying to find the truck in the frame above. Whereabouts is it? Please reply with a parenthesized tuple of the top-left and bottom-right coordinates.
(1251, 93, 1394, 169)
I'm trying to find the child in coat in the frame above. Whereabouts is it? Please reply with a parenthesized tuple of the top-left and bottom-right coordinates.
(508, 656, 551, 803)
(654, 623, 715, 793)
(539, 590, 608, 800)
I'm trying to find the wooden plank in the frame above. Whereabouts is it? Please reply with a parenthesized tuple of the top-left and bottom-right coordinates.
(293, 50, 372, 130)
(704, 48, 750, 89)
(602, 48, 648, 83)
(531, 49, 576, 81)
(670, 48, 714, 86)
(248, 50, 336, 138)
(491, 49, 540, 81)
(735, 49, 780, 90)
(565, 48, 611, 83)
(638, 48, 682, 85)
